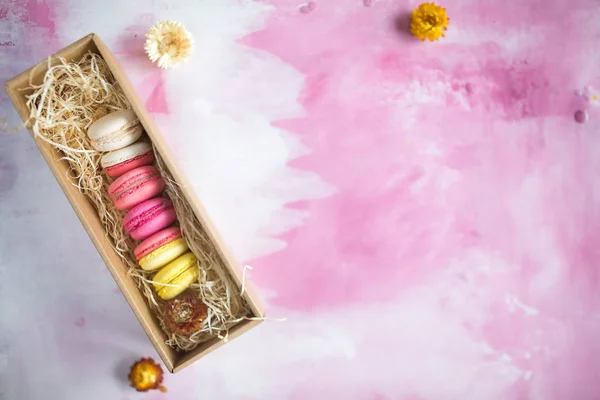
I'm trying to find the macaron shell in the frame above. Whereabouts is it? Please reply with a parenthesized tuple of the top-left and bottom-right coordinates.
(88, 110, 143, 151)
(153, 252, 198, 300)
(109, 166, 165, 211)
(124, 197, 177, 240)
(101, 140, 152, 167)
(139, 238, 189, 271)
(104, 151, 154, 177)
(153, 252, 197, 286)
(90, 122, 143, 152)
(134, 227, 182, 260)
(157, 267, 199, 300)
(101, 141, 154, 177)
(88, 110, 138, 140)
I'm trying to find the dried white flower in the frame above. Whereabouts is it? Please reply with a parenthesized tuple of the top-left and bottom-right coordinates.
(144, 20, 194, 69)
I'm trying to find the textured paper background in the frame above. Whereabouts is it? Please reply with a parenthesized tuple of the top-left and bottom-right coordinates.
(2, 0, 600, 399)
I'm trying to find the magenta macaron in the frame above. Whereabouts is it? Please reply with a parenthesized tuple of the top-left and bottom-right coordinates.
(108, 165, 165, 211)
(124, 197, 177, 241)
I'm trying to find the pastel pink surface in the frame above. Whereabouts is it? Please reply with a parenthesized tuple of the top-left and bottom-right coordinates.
(134, 227, 182, 260)
(123, 197, 176, 241)
(108, 165, 165, 211)
(104, 151, 154, 177)
(242, 0, 600, 398)
(6, 1, 600, 399)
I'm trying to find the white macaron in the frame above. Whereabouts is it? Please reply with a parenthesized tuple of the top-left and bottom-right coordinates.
(87, 110, 143, 152)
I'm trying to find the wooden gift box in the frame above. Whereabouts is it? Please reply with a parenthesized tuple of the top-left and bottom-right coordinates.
(4, 33, 265, 373)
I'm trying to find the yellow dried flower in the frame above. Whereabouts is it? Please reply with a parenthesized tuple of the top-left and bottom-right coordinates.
(410, 2, 449, 42)
(144, 20, 194, 69)
(128, 358, 167, 392)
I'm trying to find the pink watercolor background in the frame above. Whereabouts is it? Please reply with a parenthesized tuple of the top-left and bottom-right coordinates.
(3, 0, 600, 399)
(246, 0, 600, 398)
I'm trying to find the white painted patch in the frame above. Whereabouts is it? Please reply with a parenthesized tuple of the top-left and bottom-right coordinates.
(505, 293, 540, 316)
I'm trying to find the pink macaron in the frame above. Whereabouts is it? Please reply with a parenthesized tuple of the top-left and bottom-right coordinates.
(124, 197, 177, 241)
(101, 141, 154, 177)
(108, 165, 165, 211)
(134, 227, 182, 260)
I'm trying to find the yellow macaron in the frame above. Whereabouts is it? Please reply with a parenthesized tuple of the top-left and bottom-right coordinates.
(139, 238, 189, 271)
(153, 252, 198, 300)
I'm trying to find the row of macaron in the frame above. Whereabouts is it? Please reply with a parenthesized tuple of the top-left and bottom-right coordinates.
(88, 109, 198, 301)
